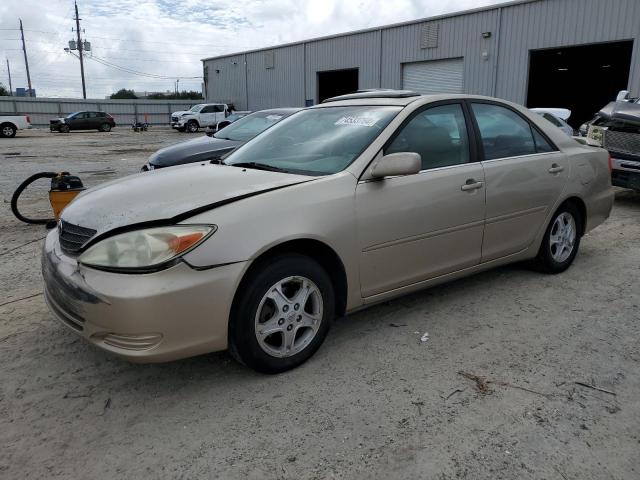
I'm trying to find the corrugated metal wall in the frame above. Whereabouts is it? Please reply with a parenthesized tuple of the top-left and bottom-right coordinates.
(0, 97, 195, 126)
(246, 44, 305, 110)
(203, 0, 640, 109)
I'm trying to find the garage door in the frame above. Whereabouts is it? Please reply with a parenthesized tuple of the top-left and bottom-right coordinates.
(402, 58, 464, 95)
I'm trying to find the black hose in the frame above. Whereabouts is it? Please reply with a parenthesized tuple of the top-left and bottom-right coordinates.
(11, 172, 58, 225)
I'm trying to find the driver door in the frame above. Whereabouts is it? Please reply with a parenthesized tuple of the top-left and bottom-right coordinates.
(356, 102, 486, 298)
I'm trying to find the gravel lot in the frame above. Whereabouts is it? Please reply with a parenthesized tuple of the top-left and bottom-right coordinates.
(1, 128, 639, 479)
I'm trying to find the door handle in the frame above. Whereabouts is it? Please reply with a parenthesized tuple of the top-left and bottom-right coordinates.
(548, 164, 564, 174)
(461, 179, 484, 191)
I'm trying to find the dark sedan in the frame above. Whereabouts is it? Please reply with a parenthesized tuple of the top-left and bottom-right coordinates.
(50, 111, 116, 133)
(142, 108, 300, 170)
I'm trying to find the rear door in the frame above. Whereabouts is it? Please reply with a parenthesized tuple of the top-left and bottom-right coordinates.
(469, 101, 568, 262)
(356, 102, 486, 297)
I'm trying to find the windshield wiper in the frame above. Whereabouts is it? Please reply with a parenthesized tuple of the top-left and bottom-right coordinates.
(228, 162, 290, 173)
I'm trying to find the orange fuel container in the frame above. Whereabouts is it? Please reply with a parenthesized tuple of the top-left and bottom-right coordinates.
(48, 173, 85, 220)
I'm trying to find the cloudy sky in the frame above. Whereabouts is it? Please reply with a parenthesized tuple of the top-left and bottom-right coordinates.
(1, 0, 502, 98)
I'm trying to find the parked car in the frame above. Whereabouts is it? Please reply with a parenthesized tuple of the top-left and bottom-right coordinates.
(204, 111, 252, 135)
(0, 114, 31, 138)
(530, 108, 574, 136)
(586, 95, 640, 191)
(142, 108, 299, 170)
(170, 103, 229, 133)
(42, 91, 613, 373)
(50, 111, 115, 133)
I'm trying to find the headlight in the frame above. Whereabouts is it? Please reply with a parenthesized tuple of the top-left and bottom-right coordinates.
(79, 225, 215, 271)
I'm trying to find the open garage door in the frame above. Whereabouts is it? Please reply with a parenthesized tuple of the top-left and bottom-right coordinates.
(317, 68, 359, 103)
(527, 41, 633, 128)
(402, 58, 464, 95)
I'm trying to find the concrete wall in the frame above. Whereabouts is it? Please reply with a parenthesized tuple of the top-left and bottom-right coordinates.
(203, 0, 640, 109)
(0, 97, 196, 126)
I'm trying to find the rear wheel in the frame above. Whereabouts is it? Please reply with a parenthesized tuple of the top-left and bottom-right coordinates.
(532, 203, 582, 273)
(99, 123, 112, 132)
(1, 123, 17, 138)
(186, 120, 199, 133)
(228, 254, 334, 373)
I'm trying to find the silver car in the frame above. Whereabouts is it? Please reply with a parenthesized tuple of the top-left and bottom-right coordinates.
(42, 91, 613, 373)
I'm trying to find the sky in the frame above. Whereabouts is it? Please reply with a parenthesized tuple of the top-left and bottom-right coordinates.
(1, 0, 503, 98)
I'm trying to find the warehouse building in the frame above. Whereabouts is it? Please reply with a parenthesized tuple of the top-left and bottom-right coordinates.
(202, 0, 640, 127)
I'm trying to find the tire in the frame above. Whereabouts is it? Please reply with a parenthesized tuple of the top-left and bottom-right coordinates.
(99, 123, 112, 132)
(532, 202, 582, 273)
(59, 124, 70, 133)
(229, 254, 335, 374)
(186, 120, 199, 133)
(1, 123, 17, 138)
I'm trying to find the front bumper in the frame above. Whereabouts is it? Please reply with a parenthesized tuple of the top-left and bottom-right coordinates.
(171, 121, 186, 129)
(611, 156, 640, 191)
(42, 230, 246, 362)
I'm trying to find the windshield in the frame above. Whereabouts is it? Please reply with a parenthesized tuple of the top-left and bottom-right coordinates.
(224, 106, 400, 175)
(66, 112, 81, 119)
(189, 104, 205, 113)
(215, 111, 290, 142)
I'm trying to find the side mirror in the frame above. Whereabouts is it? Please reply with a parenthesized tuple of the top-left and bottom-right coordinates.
(370, 152, 421, 179)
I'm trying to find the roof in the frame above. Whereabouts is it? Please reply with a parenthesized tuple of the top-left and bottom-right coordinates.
(202, 0, 543, 62)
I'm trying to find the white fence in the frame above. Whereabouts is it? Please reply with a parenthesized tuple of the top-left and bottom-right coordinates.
(0, 96, 198, 126)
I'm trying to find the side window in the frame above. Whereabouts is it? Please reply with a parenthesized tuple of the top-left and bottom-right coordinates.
(88, 112, 98, 118)
(385, 103, 470, 170)
(471, 103, 536, 160)
(200, 106, 212, 113)
(532, 128, 555, 153)
(210, 105, 225, 113)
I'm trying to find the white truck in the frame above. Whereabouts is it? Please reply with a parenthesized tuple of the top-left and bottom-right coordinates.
(170, 103, 229, 133)
(0, 114, 32, 138)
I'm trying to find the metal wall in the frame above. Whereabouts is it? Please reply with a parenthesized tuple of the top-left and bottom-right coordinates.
(203, 0, 640, 109)
(0, 97, 196, 126)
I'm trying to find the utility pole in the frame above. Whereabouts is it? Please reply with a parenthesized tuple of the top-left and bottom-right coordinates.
(19, 19, 32, 96)
(6, 58, 13, 96)
(74, 1, 87, 99)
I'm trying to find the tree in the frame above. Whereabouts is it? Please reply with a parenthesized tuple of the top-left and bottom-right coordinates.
(0, 83, 8, 96)
(147, 90, 203, 100)
(110, 88, 137, 99)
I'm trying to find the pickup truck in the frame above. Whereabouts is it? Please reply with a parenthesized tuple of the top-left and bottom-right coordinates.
(587, 95, 640, 191)
(170, 103, 229, 133)
(0, 114, 31, 138)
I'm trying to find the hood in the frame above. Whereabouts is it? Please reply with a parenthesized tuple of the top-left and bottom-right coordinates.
(149, 135, 242, 167)
(598, 101, 640, 125)
(61, 163, 311, 237)
(172, 110, 191, 116)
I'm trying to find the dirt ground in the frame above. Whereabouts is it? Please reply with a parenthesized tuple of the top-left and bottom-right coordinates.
(1, 128, 639, 480)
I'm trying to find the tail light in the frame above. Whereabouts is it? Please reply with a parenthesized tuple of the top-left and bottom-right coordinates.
(26, 115, 31, 124)
(608, 155, 612, 173)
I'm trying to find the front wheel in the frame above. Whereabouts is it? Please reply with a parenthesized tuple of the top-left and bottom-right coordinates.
(1, 123, 17, 138)
(532, 203, 582, 273)
(229, 254, 335, 373)
(59, 124, 70, 133)
(186, 120, 199, 133)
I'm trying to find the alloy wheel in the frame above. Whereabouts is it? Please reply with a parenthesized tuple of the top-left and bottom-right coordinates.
(254, 276, 323, 358)
(549, 212, 576, 263)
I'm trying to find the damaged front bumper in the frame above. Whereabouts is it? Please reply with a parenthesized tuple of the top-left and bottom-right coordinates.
(42, 229, 246, 362)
